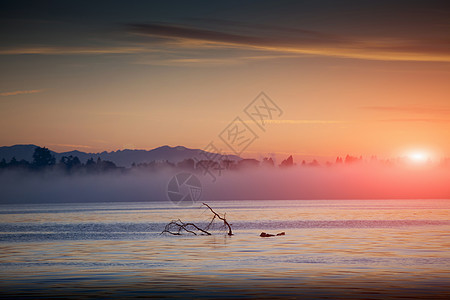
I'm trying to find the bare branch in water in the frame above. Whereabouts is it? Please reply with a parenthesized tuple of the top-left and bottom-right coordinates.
(161, 203, 233, 236)
(202, 203, 233, 236)
(161, 219, 212, 236)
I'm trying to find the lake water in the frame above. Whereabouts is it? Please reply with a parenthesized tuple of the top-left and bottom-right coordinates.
(0, 199, 449, 299)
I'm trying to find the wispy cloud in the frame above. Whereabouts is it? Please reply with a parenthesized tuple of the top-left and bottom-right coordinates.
(0, 46, 150, 55)
(264, 119, 347, 125)
(49, 144, 93, 149)
(226, 119, 347, 126)
(89, 111, 149, 117)
(362, 106, 450, 115)
(0, 89, 44, 96)
(128, 22, 450, 62)
(378, 118, 450, 123)
(136, 54, 299, 66)
(128, 22, 351, 50)
(2, 19, 448, 63)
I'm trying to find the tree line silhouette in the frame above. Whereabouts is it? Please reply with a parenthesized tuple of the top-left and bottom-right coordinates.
(1, 146, 448, 175)
(0, 147, 120, 174)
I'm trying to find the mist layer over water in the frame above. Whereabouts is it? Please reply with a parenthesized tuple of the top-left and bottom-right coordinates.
(1, 164, 449, 204)
(0, 200, 449, 298)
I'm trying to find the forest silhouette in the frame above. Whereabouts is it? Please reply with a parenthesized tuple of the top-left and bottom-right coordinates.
(1, 146, 449, 176)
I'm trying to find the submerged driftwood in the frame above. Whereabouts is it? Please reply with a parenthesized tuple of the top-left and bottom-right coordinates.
(260, 232, 285, 237)
(202, 202, 233, 236)
(161, 203, 233, 236)
(161, 219, 211, 235)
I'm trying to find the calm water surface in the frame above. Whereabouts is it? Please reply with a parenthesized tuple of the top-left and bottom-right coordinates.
(0, 200, 449, 298)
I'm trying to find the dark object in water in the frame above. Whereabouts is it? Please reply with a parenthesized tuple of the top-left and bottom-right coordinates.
(161, 203, 233, 236)
(260, 232, 285, 237)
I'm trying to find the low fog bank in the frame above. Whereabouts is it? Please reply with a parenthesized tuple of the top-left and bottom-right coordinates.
(0, 169, 170, 204)
(0, 165, 449, 204)
(203, 165, 450, 200)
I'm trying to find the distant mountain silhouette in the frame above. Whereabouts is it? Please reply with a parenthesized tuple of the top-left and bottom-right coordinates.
(0, 144, 241, 167)
(0, 144, 39, 162)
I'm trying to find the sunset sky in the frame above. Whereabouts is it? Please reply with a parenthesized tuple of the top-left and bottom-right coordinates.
(1, 0, 449, 161)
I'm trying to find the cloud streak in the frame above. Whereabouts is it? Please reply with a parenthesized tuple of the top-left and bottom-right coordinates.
(379, 118, 450, 123)
(128, 22, 450, 62)
(49, 144, 93, 149)
(362, 106, 450, 115)
(0, 89, 44, 96)
(0, 46, 152, 55)
(136, 54, 299, 66)
(2, 20, 448, 63)
(263, 120, 347, 125)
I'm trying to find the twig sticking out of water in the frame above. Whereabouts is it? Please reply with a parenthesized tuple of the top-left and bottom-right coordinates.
(161, 219, 211, 235)
(202, 203, 233, 236)
(160, 203, 233, 236)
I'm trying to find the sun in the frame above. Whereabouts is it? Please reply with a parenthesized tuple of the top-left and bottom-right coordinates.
(407, 151, 428, 163)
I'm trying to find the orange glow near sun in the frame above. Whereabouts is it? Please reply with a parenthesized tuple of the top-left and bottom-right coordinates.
(408, 151, 428, 163)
